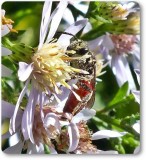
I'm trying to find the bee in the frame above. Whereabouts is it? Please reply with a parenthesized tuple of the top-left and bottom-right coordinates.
(57, 32, 96, 115)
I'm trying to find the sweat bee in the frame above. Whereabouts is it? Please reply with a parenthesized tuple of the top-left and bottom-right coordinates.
(57, 32, 96, 115)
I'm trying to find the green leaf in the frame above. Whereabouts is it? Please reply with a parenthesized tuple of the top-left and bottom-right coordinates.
(3, 31, 26, 42)
(98, 94, 136, 114)
(2, 37, 35, 63)
(94, 112, 140, 138)
(109, 82, 129, 106)
(120, 114, 140, 126)
(2, 56, 17, 71)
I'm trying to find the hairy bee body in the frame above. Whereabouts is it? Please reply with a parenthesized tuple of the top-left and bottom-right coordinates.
(59, 32, 96, 115)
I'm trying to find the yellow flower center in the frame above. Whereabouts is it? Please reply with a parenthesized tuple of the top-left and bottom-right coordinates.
(31, 42, 89, 95)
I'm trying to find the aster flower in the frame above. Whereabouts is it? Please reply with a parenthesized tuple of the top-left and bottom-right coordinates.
(86, 2, 140, 90)
(8, 0, 93, 145)
(60, 109, 126, 154)
(2, 100, 59, 153)
(88, 33, 140, 90)
(2, 101, 126, 154)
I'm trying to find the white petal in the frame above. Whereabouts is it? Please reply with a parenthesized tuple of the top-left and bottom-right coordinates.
(134, 69, 140, 85)
(49, 146, 58, 154)
(27, 142, 44, 154)
(45, 1, 68, 43)
(132, 121, 140, 134)
(1, 9, 6, 16)
(67, 122, 79, 152)
(18, 62, 33, 81)
(72, 2, 88, 14)
(27, 142, 38, 154)
(3, 140, 24, 154)
(92, 130, 127, 140)
(38, 1, 52, 49)
(2, 65, 12, 77)
(9, 79, 29, 134)
(44, 113, 61, 132)
(9, 133, 20, 147)
(2, 24, 12, 37)
(103, 34, 115, 50)
(62, 8, 74, 25)
(21, 87, 39, 143)
(2, 47, 12, 56)
(111, 55, 136, 90)
(134, 146, 140, 154)
(2, 100, 15, 119)
(132, 90, 140, 104)
(72, 108, 96, 124)
(57, 19, 88, 47)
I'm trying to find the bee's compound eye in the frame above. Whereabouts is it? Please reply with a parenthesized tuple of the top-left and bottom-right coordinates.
(78, 48, 87, 55)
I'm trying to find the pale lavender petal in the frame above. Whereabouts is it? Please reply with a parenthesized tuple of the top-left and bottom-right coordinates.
(27, 142, 38, 154)
(103, 34, 115, 50)
(67, 122, 80, 152)
(9, 133, 20, 147)
(38, 8, 58, 50)
(72, 108, 96, 124)
(56, 80, 77, 112)
(62, 8, 74, 25)
(18, 62, 33, 82)
(111, 55, 136, 89)
(45, 1, 68, 43)
(1, 9, 5, 16)
(2, 100, 16, 119)
(49, 146, 58, 154)
(72, 2, 88, 14)
(9, 79, 30, 134)
(44, 113, 61, 132)
(2, 24, 12, 37)
(37, 143, 45, 153)
(92, 130, 127, 140)
(3, 140, 24, 154)
(27, 142, 44, 154)
(2, 100, 23, 132)
(134, 146, 140, 154)
(2, 132, 11, 140)
(134, 69, 140, 85)
(132, 90, 140, 104)
(57, 19, 88, 47)
(132, 121, 140, 134)
(2, 65, 12, 77)
(88, 34, 114, 56)
(88, 37, 104, 53)
(21, 87, 39, 143)
(2, 47, 12, 56)
(38, 1, 52, 49)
